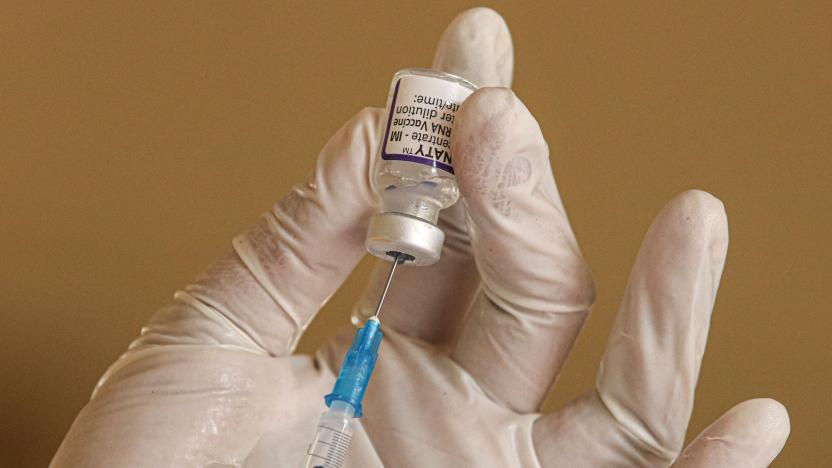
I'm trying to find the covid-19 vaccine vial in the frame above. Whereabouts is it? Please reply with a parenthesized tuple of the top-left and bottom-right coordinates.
(365, 68, 477, 266)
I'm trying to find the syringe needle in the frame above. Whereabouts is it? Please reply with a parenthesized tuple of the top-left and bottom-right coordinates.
(373, 252, 403, 318)
(311, 254, 408, 467)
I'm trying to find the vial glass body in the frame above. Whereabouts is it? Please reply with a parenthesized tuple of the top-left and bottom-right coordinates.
(374, 68, 477, 224)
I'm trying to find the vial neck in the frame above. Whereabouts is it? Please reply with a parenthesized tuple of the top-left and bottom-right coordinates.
(381, 191, 442, 225)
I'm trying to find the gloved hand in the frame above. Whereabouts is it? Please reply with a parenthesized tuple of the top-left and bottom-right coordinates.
(52, 8, 790, 468)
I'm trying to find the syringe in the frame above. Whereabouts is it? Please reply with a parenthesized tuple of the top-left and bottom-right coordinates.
(303, 252, 407, 468)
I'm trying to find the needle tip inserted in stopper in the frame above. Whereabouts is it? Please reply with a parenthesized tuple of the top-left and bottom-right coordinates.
(373, 251, 412, 318)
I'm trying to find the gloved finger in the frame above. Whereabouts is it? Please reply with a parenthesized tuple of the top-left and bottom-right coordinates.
(135, 108, 384, 356)
(597, 190, 730, 460)
(672, 399, 790, 468)
(450, 88, 595, 413)
(533, 391, 674, 466)
(353, 7, 513, 345)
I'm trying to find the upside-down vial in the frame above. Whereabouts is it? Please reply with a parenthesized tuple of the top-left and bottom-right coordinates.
(365, 68, 477, 266)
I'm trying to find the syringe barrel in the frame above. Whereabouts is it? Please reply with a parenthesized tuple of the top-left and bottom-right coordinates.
(303, 401, 356, 468)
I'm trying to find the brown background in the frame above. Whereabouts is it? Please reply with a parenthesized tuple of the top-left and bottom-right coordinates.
(1, 1, 829, 466)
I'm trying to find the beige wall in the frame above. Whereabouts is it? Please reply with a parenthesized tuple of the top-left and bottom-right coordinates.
(1, 2, 829, 466)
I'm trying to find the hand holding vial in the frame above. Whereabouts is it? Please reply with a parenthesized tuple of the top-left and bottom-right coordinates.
(52, 8, 790, 468)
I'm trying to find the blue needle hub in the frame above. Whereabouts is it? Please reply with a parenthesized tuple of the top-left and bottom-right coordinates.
(324, 317, 383, 417)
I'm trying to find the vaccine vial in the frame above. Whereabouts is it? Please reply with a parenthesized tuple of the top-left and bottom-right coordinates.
(365, 68, 477, 266)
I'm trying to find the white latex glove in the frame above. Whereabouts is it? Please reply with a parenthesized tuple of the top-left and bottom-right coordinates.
(52, 8, 790, 468)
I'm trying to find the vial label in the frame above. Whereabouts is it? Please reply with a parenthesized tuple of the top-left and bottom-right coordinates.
(381, 75, 474, 174)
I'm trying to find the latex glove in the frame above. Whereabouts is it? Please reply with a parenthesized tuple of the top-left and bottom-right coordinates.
(52, 8, 790, 468)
